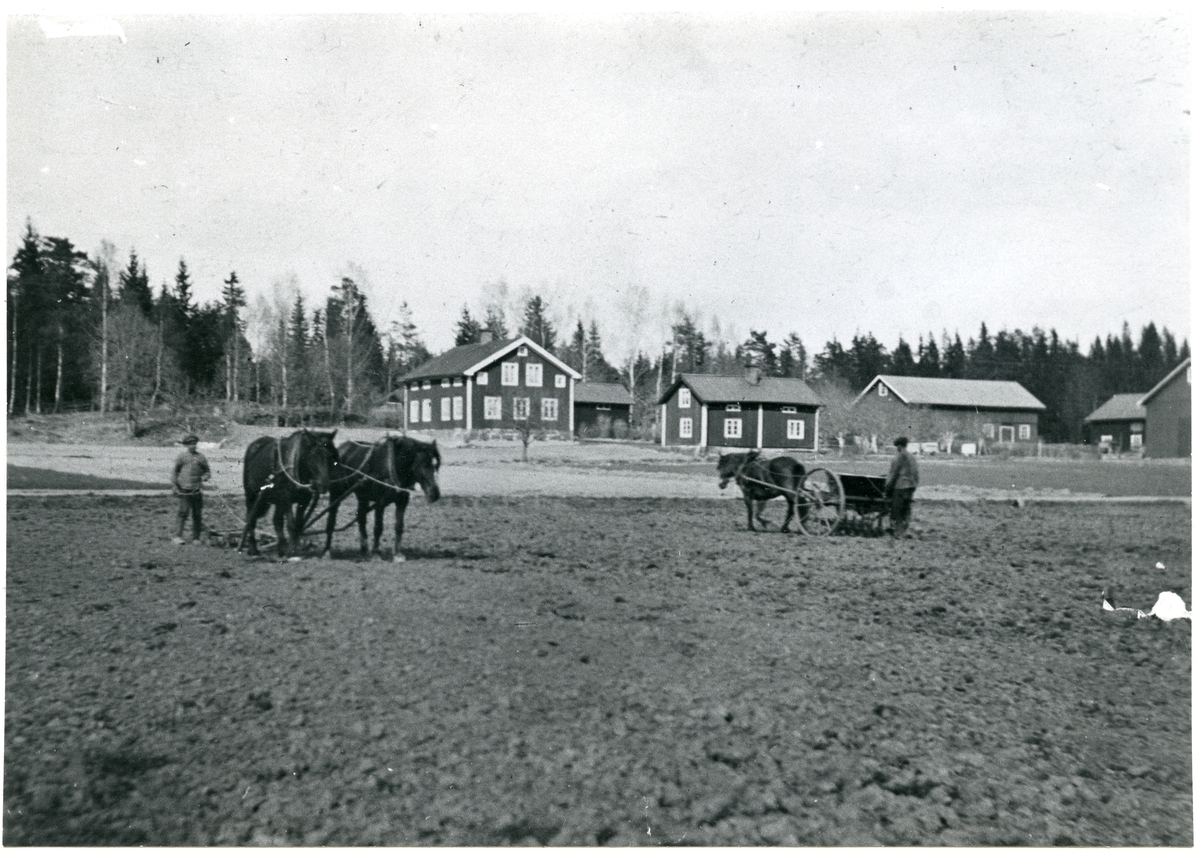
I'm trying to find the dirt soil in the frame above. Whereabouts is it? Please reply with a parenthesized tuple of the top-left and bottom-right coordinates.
(3, 493, 1191, 846)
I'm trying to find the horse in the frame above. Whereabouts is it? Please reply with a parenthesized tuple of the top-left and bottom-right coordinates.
(238, 429, 339, 556)
(717, 450, 807, 532)
(321, 435, 441, 562)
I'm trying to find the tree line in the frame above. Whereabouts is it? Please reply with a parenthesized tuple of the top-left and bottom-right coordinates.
(8, 218, 1188, 444)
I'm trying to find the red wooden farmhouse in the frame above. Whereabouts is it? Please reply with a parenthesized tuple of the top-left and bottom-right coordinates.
(395, 335, 582, 436)
(658, 368, 824, 451)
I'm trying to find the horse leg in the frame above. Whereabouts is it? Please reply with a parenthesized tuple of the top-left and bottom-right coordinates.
(755, 499, 773, 530)
(781, 494, 795, 533)
(274, 503, 291, 557)
(357, 496, 371, 557)
(372, 503, 385, 557)
(322, 498, 339, 558)
(238, 491, 265, 555)
(393, 493, 410, 562)
(744, 496, 756, 532)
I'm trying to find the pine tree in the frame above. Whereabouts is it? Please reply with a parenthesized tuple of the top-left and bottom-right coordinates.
(521, 295, 557, 351)
(890, 336, 916, 376)
(454, 306, 482, 346)
(118, 250, 154, 316)
(942, 332, 966, 379)
(742, 330, 780, 376)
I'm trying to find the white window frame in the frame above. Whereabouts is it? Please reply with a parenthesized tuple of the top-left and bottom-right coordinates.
(422, 381, 431, 390)
(501, 362, 519, 386)
(555, 374, 567, 388)
(1018, 424, 1031, 441)
(476, 371, 488, 386)
(982, 423, 995, 439)
(441, 397, 451, 421)
(781, 406, 797, 414)
(787, 419, 805, 440)
(725, 403, 741, 412)
(526, 363, 544, 387)
(421, 399, 432, 422)
(678, 388, 691, 409)
(441, 378, 450, 388)
(517, 346, 529, 357)
(409, 399, 420, 424)
(679, 417, 693, 439)
(1130, 433, 1143, 449)
(724, 418, 742, 439)
(453, 396, 463, 421)
(541, 397, 559, 421)
(878, 382, 888, 397)
(452, 377, 462, 387)
(513, 397, 530, 421)
(483, 396, 502, 420)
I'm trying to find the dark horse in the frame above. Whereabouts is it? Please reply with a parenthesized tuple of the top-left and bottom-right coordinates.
(238, 429, 339, 556)
(717, 450, 807, 532)
(321, 436, 441, 561)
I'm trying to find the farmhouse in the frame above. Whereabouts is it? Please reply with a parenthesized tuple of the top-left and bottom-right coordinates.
(394, 335, 582, 436)
(657, 368, 824, 451)
(1082, 394, 1146, 453)
(573, 382, 632, 438)
(1138, 358, 1190, 458)
(852, 375, 1047, 445)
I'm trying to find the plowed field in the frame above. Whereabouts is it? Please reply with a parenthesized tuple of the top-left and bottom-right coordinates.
(4, 494, 1191, 846)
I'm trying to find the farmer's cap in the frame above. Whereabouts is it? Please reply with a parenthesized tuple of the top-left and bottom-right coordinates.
(181, 434, 199, 445)
(894, 436, 909, 448)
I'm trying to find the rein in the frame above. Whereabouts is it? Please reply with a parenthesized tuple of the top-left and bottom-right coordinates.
(272, 434, 317, 491)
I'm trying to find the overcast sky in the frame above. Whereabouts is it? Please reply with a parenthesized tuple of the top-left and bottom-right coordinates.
(7, 12, 1190, 358)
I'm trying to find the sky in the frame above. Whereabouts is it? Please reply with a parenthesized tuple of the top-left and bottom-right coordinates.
(6, 11, 1191, 361)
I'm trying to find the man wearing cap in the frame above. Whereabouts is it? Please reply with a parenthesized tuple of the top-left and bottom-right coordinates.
(883, 436, 919, 539)
(172, 434, 211, 544)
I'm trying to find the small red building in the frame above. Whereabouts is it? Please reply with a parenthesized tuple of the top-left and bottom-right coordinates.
(657, 369, 823, 451)
(395, 336, 582, 436)
(1082, 394, 1146, 452)
(1138, 358, 1190, 458)
(573, 382, 632, 438)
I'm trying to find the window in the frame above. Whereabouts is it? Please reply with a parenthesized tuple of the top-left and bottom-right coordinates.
(476, 371, 488, 386)
(781, 406, 797, 414)
(452, 378, 462, 387)
(1131, 422, 1144, 433)
(1130, 433, 1143, 448)
(541, 398, 559, 421)
(513, 397, 530, 420)
(484, 396, 502, 420)
(982, 423, 995, 439)
(453, 396, 463, 420)
(678, 388, 691, 409)
(422, 381, 431, 390)
(555, 374, 567, 388)
(526, 363, 543, 387)
(725, 403, 741, 412)
(724, 418, 742, 439)
(878, 383, 888, 397)
(441, 379, 450, 388)
(596, 405, 611, 411)
(1018, 424, 1031, 441)
(501, 362, 519, 386)
(679, 417, 693, 439)
(441, 397, 451, 421)
(517, 346, 529, 357)
(421, 399, 432, 422)
(409, 399, 420, 424)
(1099, 434, 1114, 447)
(787, 419, 805, 440)
(410, 382, 420, 391)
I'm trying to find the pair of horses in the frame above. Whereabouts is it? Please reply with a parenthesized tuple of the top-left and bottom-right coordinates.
(237, 429, 441, 559)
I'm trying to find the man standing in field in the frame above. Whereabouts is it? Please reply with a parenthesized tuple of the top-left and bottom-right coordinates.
(884, 436, 919, 539)
(172, 433, 211, 545)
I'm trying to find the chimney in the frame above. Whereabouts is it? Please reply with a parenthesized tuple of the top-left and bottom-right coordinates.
(479, 330, 493, 344)
(744, 364, 761, 385)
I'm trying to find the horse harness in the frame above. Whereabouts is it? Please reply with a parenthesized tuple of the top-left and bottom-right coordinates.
(330, 438, 417, 499)
(258, 434, 326, 494)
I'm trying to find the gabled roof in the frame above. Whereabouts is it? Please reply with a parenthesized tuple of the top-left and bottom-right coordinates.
(398, 335, 582, 384)
(854, 375, 1046, 410)
(658, 373, 824, 407)
(1138, 358, 1190, 407)
(1083, 393, 1146, 423)
(574, 382, 631, 405)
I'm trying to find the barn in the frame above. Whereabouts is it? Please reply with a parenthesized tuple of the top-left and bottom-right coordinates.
(657, 368, 823, 451)
(394, 335, 582, 436)
(1138, 358, 1191, 458)
(852, 375, 1046, 446)
(573, 382, 632, 438)
(1082, 394, 1146, 453)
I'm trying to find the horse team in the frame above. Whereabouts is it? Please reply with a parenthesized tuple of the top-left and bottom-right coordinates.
(238, 429, 441, 560)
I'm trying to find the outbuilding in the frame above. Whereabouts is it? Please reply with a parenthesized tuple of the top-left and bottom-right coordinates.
(1138, 358, 1190, 458)
(393, 335, 582, 436)
(852, 375, 1046, 445)
(573, 382, 632, 438)
(1082, 394, 1146, 452)
(657, 368, 823, 451)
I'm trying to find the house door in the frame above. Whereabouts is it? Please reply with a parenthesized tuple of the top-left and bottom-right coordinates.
(999, 425, 1015, 443)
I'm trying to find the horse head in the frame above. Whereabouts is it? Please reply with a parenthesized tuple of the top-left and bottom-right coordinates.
(297, 428, 338, 494)
(395, 436, 441, 502)
(717, 452, 747, 489)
